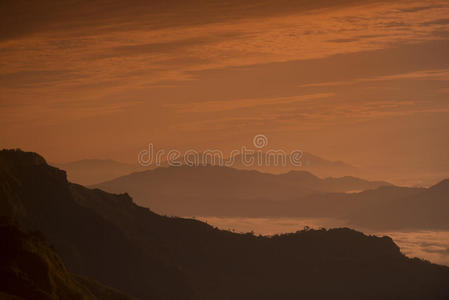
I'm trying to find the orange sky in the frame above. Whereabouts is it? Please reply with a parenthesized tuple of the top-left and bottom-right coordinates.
(1, 0, 449, 178)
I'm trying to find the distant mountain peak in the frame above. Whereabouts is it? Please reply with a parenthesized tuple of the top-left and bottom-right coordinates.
(53, 158, 140, 186)
(429, 178, 449, 192)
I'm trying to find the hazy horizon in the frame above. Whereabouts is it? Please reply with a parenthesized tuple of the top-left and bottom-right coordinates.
(2, 0, 449, 182)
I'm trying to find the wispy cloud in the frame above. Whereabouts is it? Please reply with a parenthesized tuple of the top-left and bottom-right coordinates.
(168, 93, 334, 113)
(2, 0, 449, 100)
(299, 69, 449, 88)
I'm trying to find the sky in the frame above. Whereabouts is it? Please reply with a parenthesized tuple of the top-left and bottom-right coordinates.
(1, 0, 449, 180)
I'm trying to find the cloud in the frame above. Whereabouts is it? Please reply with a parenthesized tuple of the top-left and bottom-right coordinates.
(0, 0, 388, 41)
(90, 32, 248, 60)
(422, 18, 449, 26)
(167, 93, 334, 113)
(1, 1, 448, 100)
(0, 70, 80, 88)
(299, 69, 449, 88)
(165, 96, 449, 136)
(399, 6, 436, 13)
(327, 38, 359, 43)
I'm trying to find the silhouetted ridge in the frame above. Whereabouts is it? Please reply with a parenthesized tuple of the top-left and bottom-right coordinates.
(345, 179, 449, 230)
(0, 149, 193, 300)
(231, 151, 358, 177)
(0, 149, 49, 169)
(1, 149, 449, 299)
(281, 169, 320, 180)
(92, 164, 391, 216)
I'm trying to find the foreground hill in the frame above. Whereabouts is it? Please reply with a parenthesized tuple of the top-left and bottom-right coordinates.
(93, 165, 390, 216)
(1, 149, 449, 299)
(0, 150, 193, 299)
(0, 218, 133, 300)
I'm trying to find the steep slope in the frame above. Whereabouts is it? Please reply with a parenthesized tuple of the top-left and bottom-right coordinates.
(1, 149, 449, 299)
(92, 165, 390, 216)
(0, 149, 193, 300)
(0, 218, 133, 300)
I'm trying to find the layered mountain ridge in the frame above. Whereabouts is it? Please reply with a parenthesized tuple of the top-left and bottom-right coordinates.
(93, 165, 390, 217)
(1, 149, 449, 299)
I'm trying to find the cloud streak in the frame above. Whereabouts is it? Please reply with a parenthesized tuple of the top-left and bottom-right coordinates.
(299, 69, 449, 88)
(168, 93, 334, 113)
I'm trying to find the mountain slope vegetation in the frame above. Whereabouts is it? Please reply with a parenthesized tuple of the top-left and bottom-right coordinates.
(0, 218, 133, 300)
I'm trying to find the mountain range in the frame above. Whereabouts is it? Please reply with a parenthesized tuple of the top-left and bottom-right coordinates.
(230, 151, 359, 176)
(93, 165, 449, 230)
(54, 151, 359, 186)
(92, 165, 389, 216)
(2, 149, 449, 299)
